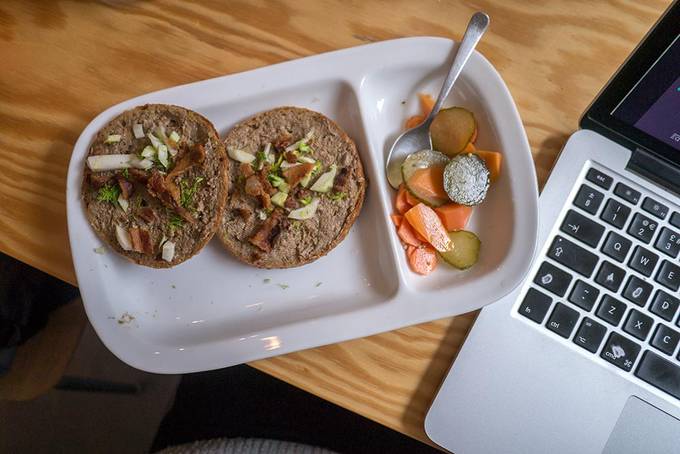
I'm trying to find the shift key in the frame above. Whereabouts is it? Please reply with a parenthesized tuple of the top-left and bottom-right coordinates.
(560, 209, 605, 248)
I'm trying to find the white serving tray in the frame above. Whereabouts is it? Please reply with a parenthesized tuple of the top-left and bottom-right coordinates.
(67, 37, 539, 374)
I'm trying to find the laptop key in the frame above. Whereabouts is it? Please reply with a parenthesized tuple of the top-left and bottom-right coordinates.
(547, 235, 598, 277)
(655, 260, 680, 291)
(642, 197, 669, 219)
(601, 332, 640, 372)
(650, 324, 680, 356)
(670, 212, 680, 230)
(621, 275, 652, 307)
(518, 287, 552, 323)
(600, 199, 631, 229)
(546, 303, 579, 338)
(650, 290, 680, 322)
(613, 183, 641, 205)
(623, 309, 653, 341)
(595, 261, 625, 292)
(573, 317, 606, 353)
(627, 213, 658, 244)
(534, 261, 572, 297)
(628, 246, 659, 277)
(569, 280, 600, 311)
(573, 184, 604, 215)
(560, 210, 605, 247)
(596, 294, 627, 326)
(635, 351, 680, 399)
(601, 231, 632, 263)
(654, 227, 680, 258)
(586, 168, 613, 190)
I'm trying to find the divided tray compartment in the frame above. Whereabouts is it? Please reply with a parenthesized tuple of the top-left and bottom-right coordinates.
(67, 37, 538, 373)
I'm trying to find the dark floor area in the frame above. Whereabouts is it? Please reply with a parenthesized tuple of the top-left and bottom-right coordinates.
(2, 251, 442, 453)
(153, 365, 441, 454)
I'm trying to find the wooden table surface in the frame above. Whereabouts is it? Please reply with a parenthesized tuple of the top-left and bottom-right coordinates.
(1, 0, 670, 445)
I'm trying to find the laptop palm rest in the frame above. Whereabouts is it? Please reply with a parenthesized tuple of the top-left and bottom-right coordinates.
(602, 396, 680, 454)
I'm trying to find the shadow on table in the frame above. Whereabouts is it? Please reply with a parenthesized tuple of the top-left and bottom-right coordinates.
(401, 311, 478, 441)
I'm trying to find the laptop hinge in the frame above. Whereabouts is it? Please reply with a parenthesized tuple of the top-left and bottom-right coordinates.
(626, 148, 680, 197)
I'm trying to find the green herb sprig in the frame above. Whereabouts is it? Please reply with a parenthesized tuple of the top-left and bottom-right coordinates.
(97, 184, 120, 204)
(180, 177, 205, 208)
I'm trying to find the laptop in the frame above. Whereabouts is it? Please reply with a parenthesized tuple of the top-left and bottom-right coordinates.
(425, 3, 680, 454)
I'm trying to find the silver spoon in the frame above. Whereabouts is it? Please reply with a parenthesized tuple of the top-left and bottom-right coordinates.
(385, 12, 490, 189)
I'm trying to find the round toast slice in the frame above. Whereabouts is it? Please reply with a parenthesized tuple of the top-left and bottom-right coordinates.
(82, 104, 228, 267)
(218, 107, 366, 269)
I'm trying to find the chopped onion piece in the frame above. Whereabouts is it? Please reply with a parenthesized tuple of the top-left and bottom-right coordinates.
(147, 132, 163, 150)
(298, 156, 316, 164)
(87, 154, 133, 171)
(104, 134, 122, 144)
(227, 148, 256, 164)
(162, 241, 175, 262)
(288, 198, 320, 220)
(132, 124, 145, 139)
(280, 161, 301, 170)
(115, 225, 132, 251)
(131, 157, 154, 170)
(169, 131, 180, 143)
(141, 145, 155, 159)
(157, 145, 169, 168)
(117, 195, 129, 212)
(284, 129, 315, 152)
(155, 125, 178, 156)
(154, 125, 168, 141)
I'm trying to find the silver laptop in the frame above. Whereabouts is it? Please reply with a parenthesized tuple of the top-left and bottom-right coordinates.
(425, 3, 680, 454)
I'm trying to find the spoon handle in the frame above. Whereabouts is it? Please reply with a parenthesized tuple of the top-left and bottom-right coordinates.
(426, 12, 490, 125)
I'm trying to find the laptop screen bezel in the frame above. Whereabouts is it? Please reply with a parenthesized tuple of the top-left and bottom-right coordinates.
(580, 2, 680, 167)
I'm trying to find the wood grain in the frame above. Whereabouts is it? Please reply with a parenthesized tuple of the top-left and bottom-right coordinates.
(0, 0, 670, 444)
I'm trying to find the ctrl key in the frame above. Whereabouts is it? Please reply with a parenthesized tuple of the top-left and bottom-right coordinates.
(518, 288, 552, 324)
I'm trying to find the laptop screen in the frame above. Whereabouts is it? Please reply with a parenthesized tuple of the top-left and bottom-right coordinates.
(581, 2, 680, 167)
(612, 35, 680, 152)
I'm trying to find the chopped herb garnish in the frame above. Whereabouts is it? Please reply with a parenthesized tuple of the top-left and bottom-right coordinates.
(270, 153, 284, 173)
(97, 184, 121, 204)
(179, 177, 205, 208)
(263, 278, 271, 284)
(328, 192, 347, 201)
(298, 142, 312, 153)
(300, 196, 312, 206)
(291, 220, 301, 229)
(255, 150, 267, 169)
(122, 168, 130, 179)
(268, 174, 285, 187)
(277, 283, 289, 290)
(315, 282, 322, 287)
(168, 214, 184, 231)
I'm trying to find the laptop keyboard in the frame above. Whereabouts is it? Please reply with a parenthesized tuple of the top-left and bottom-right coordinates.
(517, 166, 680, 401)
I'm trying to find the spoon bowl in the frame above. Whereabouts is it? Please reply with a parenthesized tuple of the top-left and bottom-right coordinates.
(385, 12, 489, 189)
